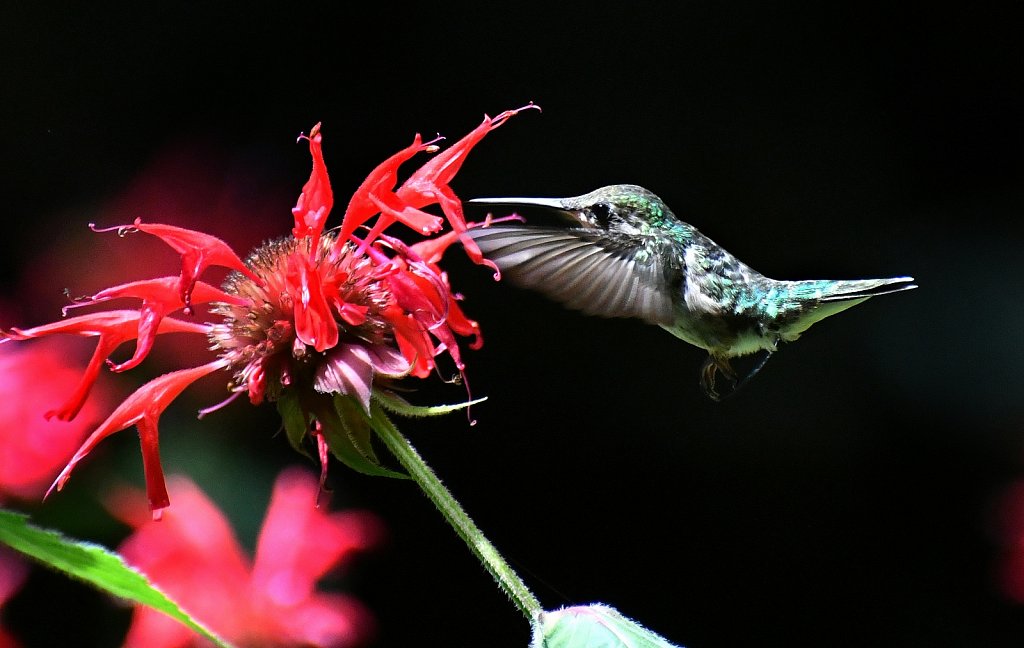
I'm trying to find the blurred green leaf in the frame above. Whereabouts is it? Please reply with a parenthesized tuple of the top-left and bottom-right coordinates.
(0, 509, 230, 647)
(532, 604, 682, 648)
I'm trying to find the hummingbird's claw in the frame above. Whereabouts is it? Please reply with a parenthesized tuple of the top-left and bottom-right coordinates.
(700, 355, 737, 402)
(701, 352, 775, 401)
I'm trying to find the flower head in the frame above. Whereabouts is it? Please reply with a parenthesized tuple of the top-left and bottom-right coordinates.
(3, 106, 537, 516)
(108, 468, 382, 648)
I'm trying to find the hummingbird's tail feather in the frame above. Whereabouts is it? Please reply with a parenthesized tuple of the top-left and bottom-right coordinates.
(817, 276, 917, 302)
(778, 276, 916, 339)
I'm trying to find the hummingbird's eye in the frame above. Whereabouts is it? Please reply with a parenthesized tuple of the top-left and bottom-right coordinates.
(587, 202, 615, 228)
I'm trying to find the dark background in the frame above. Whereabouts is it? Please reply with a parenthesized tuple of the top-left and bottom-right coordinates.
(2, 3, 1024, 647)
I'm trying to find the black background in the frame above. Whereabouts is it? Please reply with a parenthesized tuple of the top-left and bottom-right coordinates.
(2, 3, 1024, 647)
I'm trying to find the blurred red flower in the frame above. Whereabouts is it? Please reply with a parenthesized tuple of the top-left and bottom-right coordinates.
(0, 338, 113, 501)
(1, 106, 537, 517)
(108, 467, 382, 648)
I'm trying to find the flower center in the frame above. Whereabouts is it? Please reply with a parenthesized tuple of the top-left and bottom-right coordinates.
(209, 233, 392, 403)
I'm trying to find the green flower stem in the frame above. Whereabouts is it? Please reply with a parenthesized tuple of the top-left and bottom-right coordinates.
(371, 403, 542, 620)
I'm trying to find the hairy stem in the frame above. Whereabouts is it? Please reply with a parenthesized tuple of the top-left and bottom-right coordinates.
(370, 402, 542, 620)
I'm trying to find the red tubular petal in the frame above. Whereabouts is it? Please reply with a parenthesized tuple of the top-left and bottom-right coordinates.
(4, 310, 210, 420)
(287, 253, 338, 352)
(446, 298, 483, 350)
(73, 277, 246, 312)
(397, 104, 539, 206)
(338, 133, 437, 245)
(434, 186, 495, 272)
(131, 220, 262, 307)
(367, 192, 444, 237)
(4, 310, 137, 340)
(136, 417, 170, 516)
(314, 423, 330, 501)
(392, 105, 538, 270)
(292, 123, 334, 245)
(384, 306, 433, 378)
(65, 278, 244, 371)
(46, 335, 123, 421)
(409, 230, 461, 265)
(47, 359, 228, 513)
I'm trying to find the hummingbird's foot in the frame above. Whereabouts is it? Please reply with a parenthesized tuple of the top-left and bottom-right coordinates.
(700, 355, 738, 402)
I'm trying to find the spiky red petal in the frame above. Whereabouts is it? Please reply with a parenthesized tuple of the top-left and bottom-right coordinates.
(48, 359, 228, 516)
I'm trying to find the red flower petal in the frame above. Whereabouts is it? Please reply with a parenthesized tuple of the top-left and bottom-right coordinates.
(396, 104, 539, 267)
(4, 310, 209, 421)
(48, 358, 228, 516)
(286, 253, 339, 353)
(366, 191, 443, 238)
(445, 297, 483, 351)
(292, 123, 334, 246)
(400, 105, 538, 199)
(65, 277, 245, 372)
(127, 219, 262, 310)
(338, 133, 442, 247)
(384, 304, 434, 378)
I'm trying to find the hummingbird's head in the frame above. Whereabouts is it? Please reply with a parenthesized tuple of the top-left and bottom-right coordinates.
(469, 184, 672, 230)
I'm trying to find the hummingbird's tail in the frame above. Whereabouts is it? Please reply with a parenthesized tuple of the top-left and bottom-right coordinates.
(817, 276, 917, 302)
(777, 276, 917, 339)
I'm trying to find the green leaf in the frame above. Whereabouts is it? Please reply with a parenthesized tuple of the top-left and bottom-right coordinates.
(311, 396, 408, 479)
(0, 509, 231, 647)
(532, 604, 682, 648)
(333, 394, 380, 463)
(277, 390, 313, 459)
(374, 389, 488, 418)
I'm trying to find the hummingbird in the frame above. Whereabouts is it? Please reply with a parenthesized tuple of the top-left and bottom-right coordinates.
(467, 184, 916, 400)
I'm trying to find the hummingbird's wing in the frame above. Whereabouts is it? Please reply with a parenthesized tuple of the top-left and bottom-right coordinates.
(466, 225, 676, 326)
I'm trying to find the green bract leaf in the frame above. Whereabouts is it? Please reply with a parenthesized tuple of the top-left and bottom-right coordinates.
(333, 394, 379, 462)
(310, 395, 408, 479)
(374, 389, 487, 418)
(277, 390, 313, 459)
(0, 509, 230, 647)
(532, 604, 682, 648)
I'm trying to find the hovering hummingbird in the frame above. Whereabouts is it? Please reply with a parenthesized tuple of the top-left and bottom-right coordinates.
(467, 184, 916, 400)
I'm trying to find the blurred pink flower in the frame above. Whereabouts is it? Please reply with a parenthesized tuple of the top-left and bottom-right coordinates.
(0, 337, 113, 501)
(107, 467, 382, 648)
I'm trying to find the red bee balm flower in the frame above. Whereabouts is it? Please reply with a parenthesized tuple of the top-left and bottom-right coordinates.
(2, 105, 538, 517)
